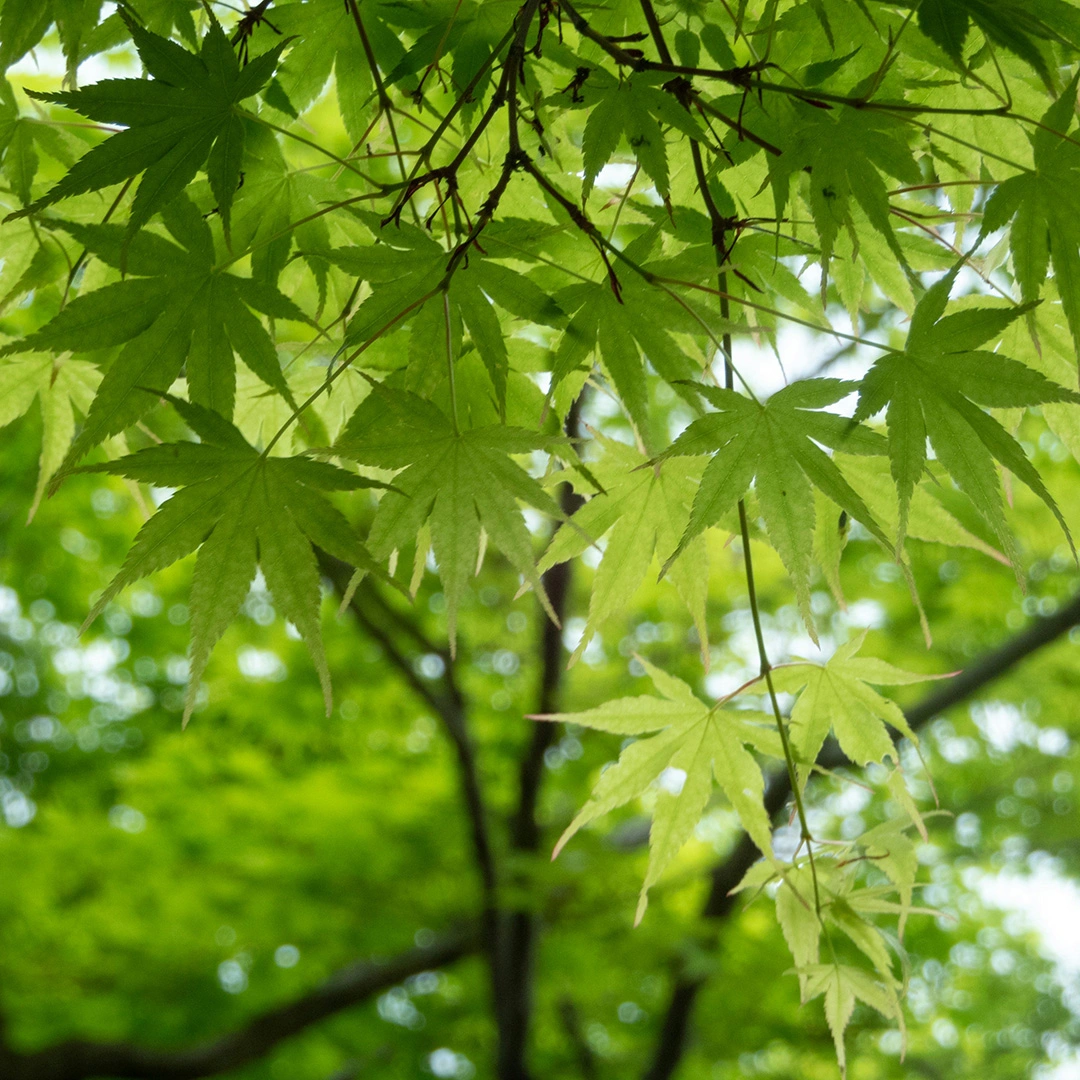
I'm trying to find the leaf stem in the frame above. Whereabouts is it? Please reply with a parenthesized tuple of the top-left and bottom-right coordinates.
(735, 498, 822, 916)
(444, 288, 459, 434)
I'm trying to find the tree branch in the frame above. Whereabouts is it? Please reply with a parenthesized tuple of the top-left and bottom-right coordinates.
(318, 557, 498, 909)
(557, 997, 600, 1080)
(2, 928, 478, 1080)
(642, 590, 1080, 1080)
(496, 396, 586, 1080)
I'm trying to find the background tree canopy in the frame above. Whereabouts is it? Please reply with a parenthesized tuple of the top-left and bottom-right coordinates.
(4, 0, 1080, 1078)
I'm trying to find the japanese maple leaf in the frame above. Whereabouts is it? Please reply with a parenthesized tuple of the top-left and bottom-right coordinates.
(659, 379, 890, 639)
(534, 657, 782, 924)
(767, 633, 948, 790)
(549, 271, 700, 440)
(9, 13, 288, 240)
(83, 397, 388, 724)
(331, 214, 566, 414)
(903, 0, 1080, 86)
(538, 433, 709, 665)
(801, 963, 904, 1077)
(982, 73, 1080, 366)
(0, 353, 98, 521)
(335, 384, 563, 646)
(2, 194, 307, 471)
(769, 105, 920, 270)
(579, 72, 706, 200)
(853, 267, 1079, 565)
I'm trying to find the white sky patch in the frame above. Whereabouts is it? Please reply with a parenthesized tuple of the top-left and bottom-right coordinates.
(974, 861, 1080, 976)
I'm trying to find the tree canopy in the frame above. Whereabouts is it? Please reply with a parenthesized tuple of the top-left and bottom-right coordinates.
(3, 1, 1080, 1078)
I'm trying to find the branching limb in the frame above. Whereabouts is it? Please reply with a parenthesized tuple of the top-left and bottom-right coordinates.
(641, 590, 1080, 1080)
(318, 556, 496, 907)
(496, 395, 586, 1080)
(558, 997, 601, 1080)
(1, 928, 478, 1080)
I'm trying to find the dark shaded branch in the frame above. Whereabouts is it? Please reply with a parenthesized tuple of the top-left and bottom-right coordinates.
(496, 396, 586, 1080)
(318, 557, 497, 906)
(511, 396, 586, 851)
(637, 0, 674, 65)
(642, 590, 1080, 1080)
(344, 0, 416, 223)
(1, 928, 478, 1080)
(558, 997, 600, 1080)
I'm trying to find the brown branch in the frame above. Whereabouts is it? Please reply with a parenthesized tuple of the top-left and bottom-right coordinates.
(496, 395, 586, 1080)
(1, 928, 478, 1080)
(558, 997, 600, 1080)
(318, 558, 498, 908)
(345, 0, 417, 223)
(642, 590, 1080, 1080)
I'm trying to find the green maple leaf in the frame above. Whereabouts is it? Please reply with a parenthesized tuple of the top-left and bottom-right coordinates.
(0, 352, 99, 521)
(580, 73, 706, 201)
(335, 383, 563, 647)
(2, 194, 307, 471)
(538, 434, 709, 665)
(537, 657, 781, 924)
(769, 106, 920, 271)
(739, 829, 927, 1026)
(768, 633, 947, 790)
(907, 0, 1080, 85)
(658, 379, 890, 639)
(257, 0, 380, 139)
(549, 271, 699, 441)
(82, 396, 389, 724)
(800, 963, 903, 1077)
(982, 75, 1080, 366)
(332, 217, 566, 414)
(773, 862, 907, 1007)
(853, 267, 1079, 564)
(8, 13, 289, 241)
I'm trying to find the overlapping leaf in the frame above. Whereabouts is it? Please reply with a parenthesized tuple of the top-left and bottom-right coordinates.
(537, 658, 781, 924)
(331, 218, 566, 413)
(0, 353, 99, 520)
(853, 268, 1079, 563)
(9, 13, 288, 240)
(82, 397, 388, 723)
(2, 195, 307, 470)
(768, 633, 945, 790)
(658, 379, 890, 638)
(982, 75, 1080, 366)
(335, 383, 563, 646)
(769, 106, 919, 272)
(579, 73, 706, 200)
(538, 434, 709, 665)
(905, 0, 1080, 84)
(549, 270, 700, 440)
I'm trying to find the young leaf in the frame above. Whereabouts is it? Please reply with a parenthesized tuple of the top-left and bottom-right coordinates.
(799, 963, 903, 1077)
(659, 380, 890, 639)
(538, 658, 780, 924)
(538, 434, 709, 665)
(768, 633, 947, 790)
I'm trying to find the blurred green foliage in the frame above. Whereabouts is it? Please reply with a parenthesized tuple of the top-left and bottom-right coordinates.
(3, 387, 1080, 1078)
